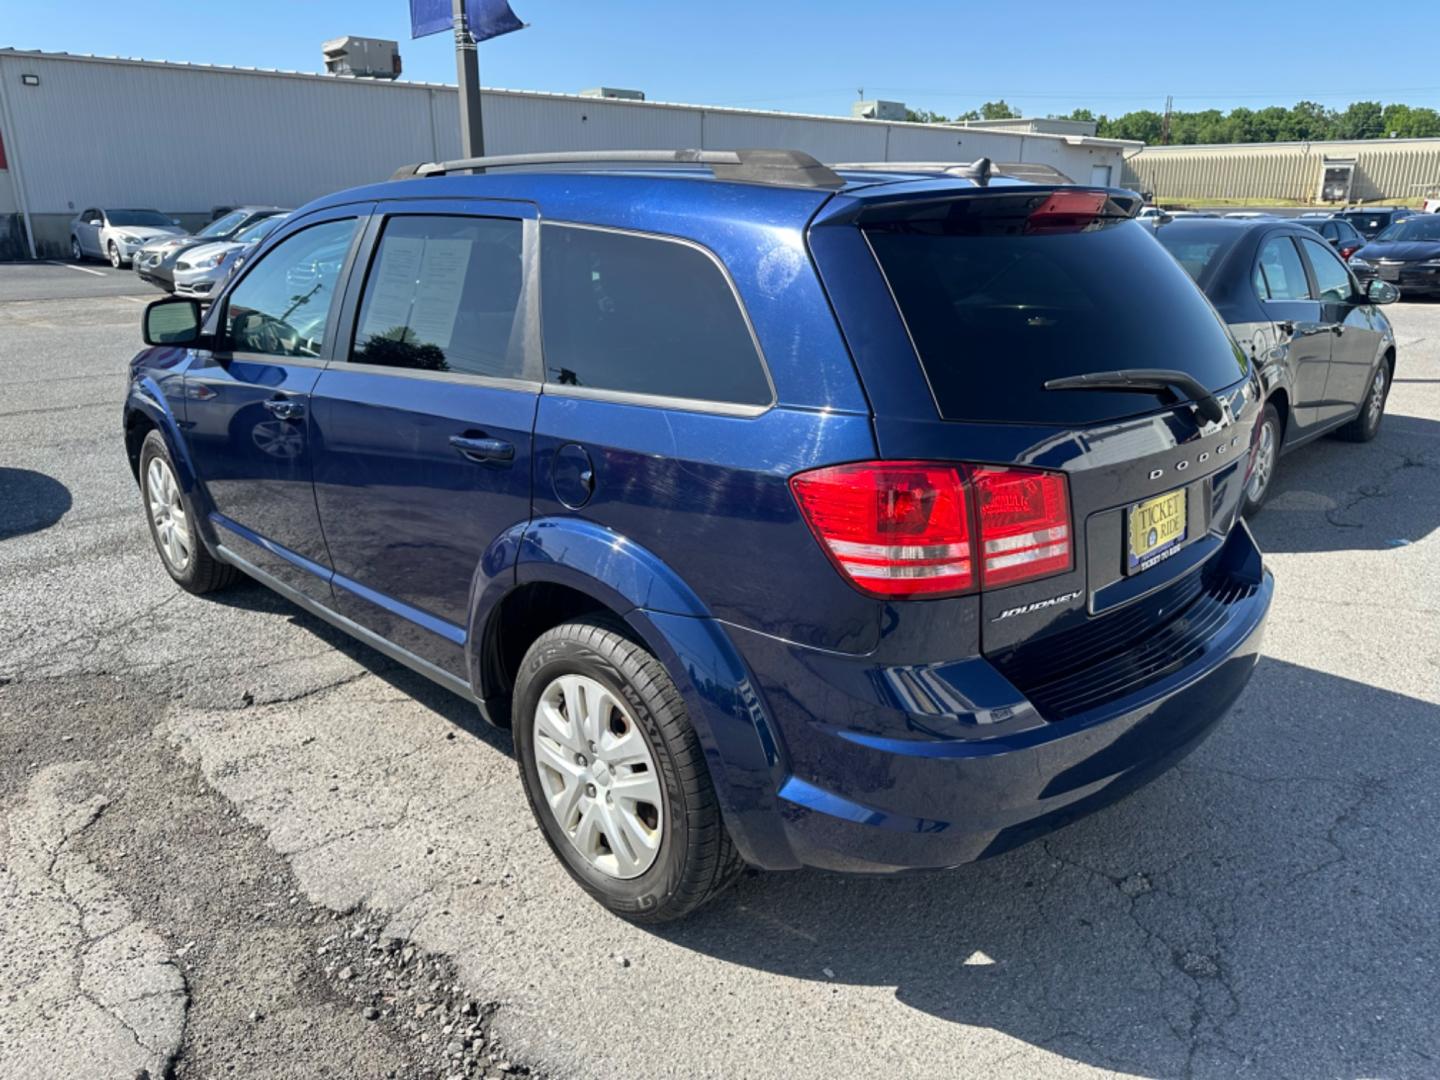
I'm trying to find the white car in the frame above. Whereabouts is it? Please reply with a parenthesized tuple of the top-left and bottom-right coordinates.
(172, 213, 290, 301)
(69, 207, 185, 268)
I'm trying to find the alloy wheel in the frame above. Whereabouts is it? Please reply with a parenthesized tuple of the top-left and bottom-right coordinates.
(1246, 418, 1276, 505)
(1367, 367, 1387, 431)
(532, 673, 663, 880)
(145, 456, 192, 572)
(109, 242, 122, 268)
(70, 237, 82, 261)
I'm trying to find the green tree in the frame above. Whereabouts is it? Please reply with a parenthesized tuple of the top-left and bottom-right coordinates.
(904, 108, 950, 124)
(979, 99, 1020, 120)
(1336, 100, 1384, 140)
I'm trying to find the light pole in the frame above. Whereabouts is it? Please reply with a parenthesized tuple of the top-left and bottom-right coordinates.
(452, 0, 485, 157)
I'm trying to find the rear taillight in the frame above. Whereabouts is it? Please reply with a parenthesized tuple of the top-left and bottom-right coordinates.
(789, 461, 1072, 599)
(1339, 244, 1360, 260)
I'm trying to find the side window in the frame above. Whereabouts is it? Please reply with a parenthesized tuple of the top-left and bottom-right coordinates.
(1256, 238, 1312, 302)
(539, 224, 772, 407)
(223, 218, 356, 359)
(1253, 262, 1270, 301)
(1318, 223, 1337, 241)
(1300, 237, 1354, 303)
(351, 215, 526, 379)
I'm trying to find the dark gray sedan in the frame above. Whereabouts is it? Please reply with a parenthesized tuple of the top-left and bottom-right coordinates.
(1154, 218, 1399, 514)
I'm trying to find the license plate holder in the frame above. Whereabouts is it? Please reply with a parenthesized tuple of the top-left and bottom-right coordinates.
(1127, 488, 1188, 574)
(1379, 265, 1401, 282)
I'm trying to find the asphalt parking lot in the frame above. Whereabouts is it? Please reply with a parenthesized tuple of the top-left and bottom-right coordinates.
(2, 260, 1438, 1080)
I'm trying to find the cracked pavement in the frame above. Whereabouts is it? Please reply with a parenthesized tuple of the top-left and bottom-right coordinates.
(2, 262, 1439, 1078)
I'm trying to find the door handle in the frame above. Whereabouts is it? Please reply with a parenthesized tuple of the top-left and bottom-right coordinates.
(263, 398, 306, 420)
(1276, 320, 1295, 336)
(1331, 324, 1345, 335)
(449, 433, 515, 464)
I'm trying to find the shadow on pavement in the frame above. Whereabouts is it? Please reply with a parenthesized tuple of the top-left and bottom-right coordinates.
(649, 658, 1440, 1077)
(0, 468, 73, 540)
(1247, 413, 1440, 553)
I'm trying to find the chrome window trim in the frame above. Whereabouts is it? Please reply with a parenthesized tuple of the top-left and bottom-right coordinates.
(538, 219, 777, 415)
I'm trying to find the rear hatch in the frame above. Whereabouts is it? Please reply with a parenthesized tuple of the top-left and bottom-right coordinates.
(807, 180, 1261, 710)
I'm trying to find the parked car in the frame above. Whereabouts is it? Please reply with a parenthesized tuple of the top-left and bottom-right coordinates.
(69, 207, 185, 268)
(124, 150, 1273, 921)
(1275, 216, 1367, 260)
(1337, 206, 1419, 239)
(135, 206, 288, 291)
(173, 213, 290, 301)
(1348, 212, 1440, 298)
(1154, 218, 1398, 515)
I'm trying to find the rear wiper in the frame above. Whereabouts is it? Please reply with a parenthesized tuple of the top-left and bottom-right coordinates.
(1043, 368, 1226, 424)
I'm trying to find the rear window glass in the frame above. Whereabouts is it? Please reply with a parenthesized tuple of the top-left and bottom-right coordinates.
(865, 204, 1246, 425)
(540, 225, 771, 408)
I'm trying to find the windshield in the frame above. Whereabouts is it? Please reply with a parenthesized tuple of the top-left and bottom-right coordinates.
(866, 204, 1246, 425)
(106, 209, 174, 228)
(198, 210, 250, 238)
(1372, 216, 1440, 243)
(235, 214, 287, 244)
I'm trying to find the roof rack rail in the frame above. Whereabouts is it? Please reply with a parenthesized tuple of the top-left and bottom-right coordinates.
(390, 148, 846, 189)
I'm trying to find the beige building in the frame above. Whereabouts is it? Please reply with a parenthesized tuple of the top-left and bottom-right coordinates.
(1122, 137, 1440, 205)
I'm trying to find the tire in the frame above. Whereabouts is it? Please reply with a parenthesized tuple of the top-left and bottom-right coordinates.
(138, 430, 239, 594)
(70, 236, 84, 262)
(1242, 402, 1281, 518)
(513, 617, 743, 922)
(108, 241, 123, 269)
(1335, 360, 1390, 443)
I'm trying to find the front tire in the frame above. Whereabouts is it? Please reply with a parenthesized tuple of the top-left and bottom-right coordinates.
(513, 617, 743, 922)
(1242, 402, 1281, 517)
(1335, 361, 1390, 442)
(138, 430, 238, 594)
(108, 241, 123, 269)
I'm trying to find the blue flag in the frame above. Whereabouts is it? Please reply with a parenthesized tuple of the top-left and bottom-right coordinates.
(410, 0, 525, 41)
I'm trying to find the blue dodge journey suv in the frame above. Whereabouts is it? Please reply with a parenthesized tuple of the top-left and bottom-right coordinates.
(125, 149, 1273, 920)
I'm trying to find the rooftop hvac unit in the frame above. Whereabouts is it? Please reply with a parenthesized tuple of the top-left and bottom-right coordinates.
(322, 36, 402, 80)
(580, 87, 646, 101)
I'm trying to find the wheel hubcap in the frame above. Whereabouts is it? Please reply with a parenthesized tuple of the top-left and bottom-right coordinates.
(1367, 368, 1387, 428)
(1247, 420, 1276, 503)
(145, 457, 191, 572)
(532, 673, 663, 880)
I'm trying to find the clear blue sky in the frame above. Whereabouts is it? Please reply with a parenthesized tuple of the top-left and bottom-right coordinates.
(6, 0, 1440, 117)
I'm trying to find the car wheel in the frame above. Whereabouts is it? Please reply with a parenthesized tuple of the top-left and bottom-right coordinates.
(1336, 362, 1390, 443)
(1242, 403, 1281, 517)
(108, 241, 123, 269)
(138, 430, 239, 594)
(70, 236, 84, 262)
(513, 616, 743, 922)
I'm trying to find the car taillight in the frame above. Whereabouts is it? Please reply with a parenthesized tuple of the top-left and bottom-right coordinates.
(789, 461, 1072, 599)
(1339, 244, 1360, 260)
(1026, 190, 1108, 235)
(970, 467, 1072, 586)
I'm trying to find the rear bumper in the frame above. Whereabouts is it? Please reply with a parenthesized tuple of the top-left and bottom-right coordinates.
(727, 524, 1272, 872)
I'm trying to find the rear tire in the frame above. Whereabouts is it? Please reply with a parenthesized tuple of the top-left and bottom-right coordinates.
(1335, 361, 1389, 442)
(138, 430, 238, 595)
(1242, 403, 1281, 518)
(513, 616, 743, 922)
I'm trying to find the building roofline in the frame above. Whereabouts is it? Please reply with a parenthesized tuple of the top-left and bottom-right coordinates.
(0, 47, 1143, 150)
(1137, 135, 1440, 154)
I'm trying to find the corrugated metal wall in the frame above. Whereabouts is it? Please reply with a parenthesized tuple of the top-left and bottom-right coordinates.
(0, 51, 1132, 218)
(1122, 139, 1440, 202)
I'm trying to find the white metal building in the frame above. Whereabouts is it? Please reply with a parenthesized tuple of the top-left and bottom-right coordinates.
(0, 49, 1141, 259)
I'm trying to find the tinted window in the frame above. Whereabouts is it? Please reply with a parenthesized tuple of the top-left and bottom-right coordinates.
(235, 214, 287, 244)
(1374, 215, 1440, 243)
(224, 218, 355, 358)
(1300, 237, 1354, 303)
(106, 209, 173, 228)
(351, 215, 526, 379)
(1256, 238, 1312, 301)
(1154, 228, 1240, 285)
(866, 211, 1245, 425)
(539, 225, 770, 407)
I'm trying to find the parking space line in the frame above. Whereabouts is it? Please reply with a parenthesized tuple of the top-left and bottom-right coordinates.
(47, 260, 107, 277)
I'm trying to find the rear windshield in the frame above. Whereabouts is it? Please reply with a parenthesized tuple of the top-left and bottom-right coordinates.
(865, 200, 1246, 425)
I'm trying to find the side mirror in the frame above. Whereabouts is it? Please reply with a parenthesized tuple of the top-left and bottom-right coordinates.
(143, 297, 204, 346)
(171, 218, 182, 227)
(1365, 278, 1400, 305)
(88, 218, 103, 227)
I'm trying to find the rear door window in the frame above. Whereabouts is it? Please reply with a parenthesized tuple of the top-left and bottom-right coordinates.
(864, 205, 1246, 425)
(1256, 237, 1312, 301)
(539, 224, 772, 408)
(351, 214, 528, 379)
